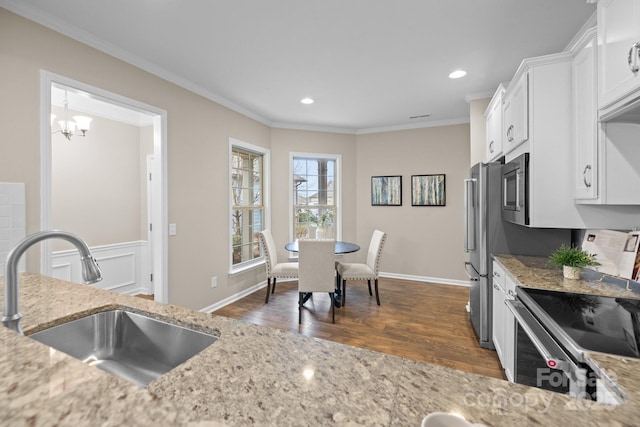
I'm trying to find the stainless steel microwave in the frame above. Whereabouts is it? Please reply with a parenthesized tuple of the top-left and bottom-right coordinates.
(502, 153, 529, 225)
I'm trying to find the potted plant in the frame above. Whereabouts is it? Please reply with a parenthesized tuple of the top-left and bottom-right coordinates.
(548, 244, 599, 279)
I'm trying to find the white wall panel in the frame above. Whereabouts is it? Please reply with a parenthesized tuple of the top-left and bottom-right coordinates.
(52, 240, 151, 295)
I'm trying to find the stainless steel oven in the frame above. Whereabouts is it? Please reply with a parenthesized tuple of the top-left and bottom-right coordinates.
(506, 284, 637, 402)
(506, 295, 592, 398)
(502, 152, 529, 226)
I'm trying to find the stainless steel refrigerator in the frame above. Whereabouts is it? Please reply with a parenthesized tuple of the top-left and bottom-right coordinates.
(464, 162, 570, 349)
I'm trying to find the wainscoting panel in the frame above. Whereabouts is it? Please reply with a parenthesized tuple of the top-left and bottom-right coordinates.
(52, 241, 151, 295)
(53, 262, 72, 282)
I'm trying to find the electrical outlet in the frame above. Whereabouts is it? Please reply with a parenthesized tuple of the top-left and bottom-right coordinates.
(211, 276, 217, 288)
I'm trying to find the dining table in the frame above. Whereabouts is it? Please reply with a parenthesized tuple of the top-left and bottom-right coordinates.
(285, 240, 361, 308)
(284, 240, 360, 254)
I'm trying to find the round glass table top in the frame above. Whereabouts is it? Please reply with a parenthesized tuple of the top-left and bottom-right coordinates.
(284, 241, 360, 254)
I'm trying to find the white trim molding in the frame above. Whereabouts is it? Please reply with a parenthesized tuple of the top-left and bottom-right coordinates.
(40, 70, 169, 303)
(200, 278, 297, 313)
(228, 138, 271, 275)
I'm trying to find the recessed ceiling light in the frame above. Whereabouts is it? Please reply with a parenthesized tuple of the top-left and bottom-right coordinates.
(300, 97, 314, 105)
(448, 70, 467, 79)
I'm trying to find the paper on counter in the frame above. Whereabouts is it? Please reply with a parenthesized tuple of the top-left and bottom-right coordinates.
(582, 229, 640, 279)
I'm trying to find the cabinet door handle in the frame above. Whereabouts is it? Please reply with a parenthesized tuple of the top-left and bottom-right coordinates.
(583, 164, 592, 188)
(489, 141, 494, 153)
(493, 283, 499, 290)
(507, 125, 514, 142)
(629, 42, 640, 74)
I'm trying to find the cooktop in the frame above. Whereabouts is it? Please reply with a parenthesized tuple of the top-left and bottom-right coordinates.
(521, 288, 640, 359)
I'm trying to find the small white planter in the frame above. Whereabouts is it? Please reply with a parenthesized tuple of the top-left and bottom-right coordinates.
(563, 265, 581, 280)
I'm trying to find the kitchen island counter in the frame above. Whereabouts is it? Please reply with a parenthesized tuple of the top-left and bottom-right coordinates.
(2, 274, 640, 426)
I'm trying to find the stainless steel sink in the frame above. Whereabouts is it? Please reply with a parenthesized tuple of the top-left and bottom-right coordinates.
(28, 309, 219, 387)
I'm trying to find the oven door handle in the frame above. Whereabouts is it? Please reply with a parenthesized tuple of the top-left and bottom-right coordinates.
(506, 299, 576, 373)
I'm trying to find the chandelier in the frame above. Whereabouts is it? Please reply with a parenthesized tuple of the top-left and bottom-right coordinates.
(51, 91, 92, 140)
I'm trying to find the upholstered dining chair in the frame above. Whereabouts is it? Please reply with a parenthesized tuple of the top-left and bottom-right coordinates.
(298, 239, 337, 323)
(258, 229, 299, 303)
(336, 230, 387, 306)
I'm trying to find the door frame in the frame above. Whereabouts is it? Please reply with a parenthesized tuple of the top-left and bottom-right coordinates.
(39, 70, 169, 303)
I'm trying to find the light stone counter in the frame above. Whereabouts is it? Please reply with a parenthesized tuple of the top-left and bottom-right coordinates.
(2, 274, 640, 426)
(493, 254, 640, 300)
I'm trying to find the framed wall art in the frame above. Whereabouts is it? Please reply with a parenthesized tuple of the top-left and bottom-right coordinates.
(411, 174, 445, 206)
(371, 175, 402, 206)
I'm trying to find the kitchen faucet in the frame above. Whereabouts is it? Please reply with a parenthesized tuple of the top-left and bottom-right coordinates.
(1, 230, 102, 335)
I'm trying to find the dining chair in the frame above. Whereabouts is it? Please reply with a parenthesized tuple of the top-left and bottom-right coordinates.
(298, 239, 337, 323)
(336, 230, 387, 306)
(258, 229, 299, 303)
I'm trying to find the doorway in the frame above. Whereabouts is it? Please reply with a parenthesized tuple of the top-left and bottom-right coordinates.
(40, 71, 168, 303)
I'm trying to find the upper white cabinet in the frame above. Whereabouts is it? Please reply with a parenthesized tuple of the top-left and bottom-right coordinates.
(505, 53, 582, 227)
(598, 0, 640, 114)
(574, 26, 640, 205)
(485, 84, 505, 162)
(573, 29, 599, 201)
(597, 122, 640, 204)
(502, 73, 529, 154)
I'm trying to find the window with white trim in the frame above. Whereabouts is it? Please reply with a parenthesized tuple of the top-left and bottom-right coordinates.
(291, 154, 340, 240)
(230, 141, 267, 269)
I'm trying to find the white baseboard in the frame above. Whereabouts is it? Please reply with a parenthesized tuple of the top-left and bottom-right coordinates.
(379, 271, 471, 287)
(200, 278, 299, 313)
(200, 281, 267, 313)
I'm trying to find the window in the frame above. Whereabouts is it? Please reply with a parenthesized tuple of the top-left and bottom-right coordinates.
(230, 140, 268, 270)
(291, 154, 340, 240)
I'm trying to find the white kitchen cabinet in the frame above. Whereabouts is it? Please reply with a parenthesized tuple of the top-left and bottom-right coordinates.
(503, 275, 515, 382)
(597, 0, 640, 114)
(504, 53, 579, 227)
(491, 264, 506, 368)
(504, 48, 640, 227)
(485, 84, 505, 162)
(573, 28, 599, 201)
(597, 122, 640, 204)
(573, 26, 640, 210)
(492, 261, 515, 382)
(502, 73, 528, 154)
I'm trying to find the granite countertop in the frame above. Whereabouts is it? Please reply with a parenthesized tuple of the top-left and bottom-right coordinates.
(2, 274, 640, 426)
(493, 254, 640, 299)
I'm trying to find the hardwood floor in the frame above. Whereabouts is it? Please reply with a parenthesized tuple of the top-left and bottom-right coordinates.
(213, 277, 505, 380)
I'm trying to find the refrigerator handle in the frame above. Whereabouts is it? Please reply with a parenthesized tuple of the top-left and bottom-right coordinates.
(464, 178, 476, 252)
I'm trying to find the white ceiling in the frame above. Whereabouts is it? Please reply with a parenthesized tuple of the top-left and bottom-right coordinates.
(3, 0, 596, 133)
